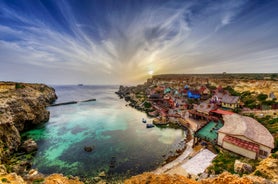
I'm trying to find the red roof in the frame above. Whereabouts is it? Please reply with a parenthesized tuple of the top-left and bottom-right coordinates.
(223, 135, 259, 152)
(211, 109, 234, 115)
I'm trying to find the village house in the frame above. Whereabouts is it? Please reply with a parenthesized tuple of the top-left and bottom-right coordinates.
(218, 114, 274, 159)
(211, 92, 240, 109)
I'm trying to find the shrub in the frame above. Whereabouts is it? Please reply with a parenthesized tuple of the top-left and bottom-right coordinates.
(271, 153, 278, 159)
(254, 170, 269, 178)
(15, 83, 24, 89)
(32, 178, 44, 184)
(257, 93, 268, 101)
(144, 102, 152, 108)
(1, 178, 9, 183)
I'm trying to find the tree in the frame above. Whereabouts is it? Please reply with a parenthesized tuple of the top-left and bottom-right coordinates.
(257, 93, 268, 101)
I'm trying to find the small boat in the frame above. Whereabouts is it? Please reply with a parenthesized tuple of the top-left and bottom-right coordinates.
(142, 118, 147, 123)
(146, 124, 155, 128)
(78, 84, 84, 86)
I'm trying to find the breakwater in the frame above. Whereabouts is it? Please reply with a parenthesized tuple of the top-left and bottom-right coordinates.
(50, 98, 96, 106)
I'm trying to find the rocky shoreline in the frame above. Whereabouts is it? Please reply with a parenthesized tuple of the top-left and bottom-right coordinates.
(0, 82, 84, 183)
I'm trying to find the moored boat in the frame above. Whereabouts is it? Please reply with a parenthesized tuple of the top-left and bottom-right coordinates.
(146, 124, 155, 128)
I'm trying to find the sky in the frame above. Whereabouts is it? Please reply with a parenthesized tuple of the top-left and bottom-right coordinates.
(1, 0, 278, 85)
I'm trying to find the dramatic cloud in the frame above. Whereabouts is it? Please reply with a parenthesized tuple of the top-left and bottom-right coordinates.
(0, 0, 278, 84)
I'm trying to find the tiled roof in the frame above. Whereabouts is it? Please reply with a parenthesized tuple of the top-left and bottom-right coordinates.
(223, 135, 259, 152)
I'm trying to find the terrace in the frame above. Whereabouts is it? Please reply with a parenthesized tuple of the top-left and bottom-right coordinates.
(195, 121, 223, 142)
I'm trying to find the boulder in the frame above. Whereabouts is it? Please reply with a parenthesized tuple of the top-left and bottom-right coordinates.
(21, 139, 38, 153)
(0, 164, 7, 175)
(98, 171, 106, 177)
(93, 176, 102, 182)
(234, 160, 253, 174)
(84, 146, 94, 152)
(24, 169, 45, 182)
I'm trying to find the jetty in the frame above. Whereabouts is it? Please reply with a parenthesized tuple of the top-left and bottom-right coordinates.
(50, 98, 96, 106)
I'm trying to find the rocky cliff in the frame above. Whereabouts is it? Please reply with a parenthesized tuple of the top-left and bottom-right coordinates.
(0, 82, 57, 160)
(0, 82, 85, 184)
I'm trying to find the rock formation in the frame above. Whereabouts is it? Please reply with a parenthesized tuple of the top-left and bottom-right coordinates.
(252, 153, 278, 183)
(201, 172, 268, 184)
(21, 139, 38, 153)
(124, 172, 199, 184)
(0, 165, 83, 184)
(234, 160, 253, 174)
(0, 82, 57, 161)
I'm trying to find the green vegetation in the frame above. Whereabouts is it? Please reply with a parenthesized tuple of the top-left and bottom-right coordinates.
(1, 178, 9, 183)
(143, 101, 152, 108)
(272, 153, 278, 159)
(15, 83, 24, 89)
(32, 178, 44, 184)
(240, 91, 258, 109)
(224, 86, 240, 96)
(271, 74, 278, 80)
(207, 149, 259, 175)
(234, 90, 277, 109)
(257, 93, 268, 101)
(254, 170, 269, 179)
(207, 150, 241, 174)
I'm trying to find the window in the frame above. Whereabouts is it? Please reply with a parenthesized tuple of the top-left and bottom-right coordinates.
(259, 150, 268, 158)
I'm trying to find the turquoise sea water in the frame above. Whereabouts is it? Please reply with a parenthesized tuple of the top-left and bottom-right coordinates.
(23, 85, 186, 180)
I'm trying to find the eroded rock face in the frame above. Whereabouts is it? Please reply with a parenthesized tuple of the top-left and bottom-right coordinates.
(44, 174, 83, 184)
(21, 139, 38, 153)
(201, 172, 268, 184)
(252, 153, 278, 183)
(124, 172, 199, 184)
(234, 160, 253, 174)
(0, 82, 57, 160)
(0, 173, 26, 184)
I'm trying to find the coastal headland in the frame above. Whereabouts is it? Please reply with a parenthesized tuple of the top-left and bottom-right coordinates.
(0, 82, 83, 183)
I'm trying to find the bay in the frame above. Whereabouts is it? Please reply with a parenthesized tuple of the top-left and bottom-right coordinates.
(23, 85, 186, 180)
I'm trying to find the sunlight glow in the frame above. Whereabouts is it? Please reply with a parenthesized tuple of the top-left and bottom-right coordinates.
(148, 70, 154, 75)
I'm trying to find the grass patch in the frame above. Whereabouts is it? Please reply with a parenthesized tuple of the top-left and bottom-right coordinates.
(254, 170, 270, 179)
(207, 150, 241, 174)
(271, 153, 278, 159)
(32, 178, 44, 184)
(207, 149, 259, 175)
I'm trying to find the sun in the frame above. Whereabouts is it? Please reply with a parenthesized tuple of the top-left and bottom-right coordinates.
(148, 70, 154, 75)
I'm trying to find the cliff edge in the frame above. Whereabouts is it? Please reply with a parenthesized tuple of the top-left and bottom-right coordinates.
(0, 82, 57, 160)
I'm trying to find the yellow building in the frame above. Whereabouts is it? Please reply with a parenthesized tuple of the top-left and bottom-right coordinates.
(212, 92, 240, 109)
(218, 114, 274, 159)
